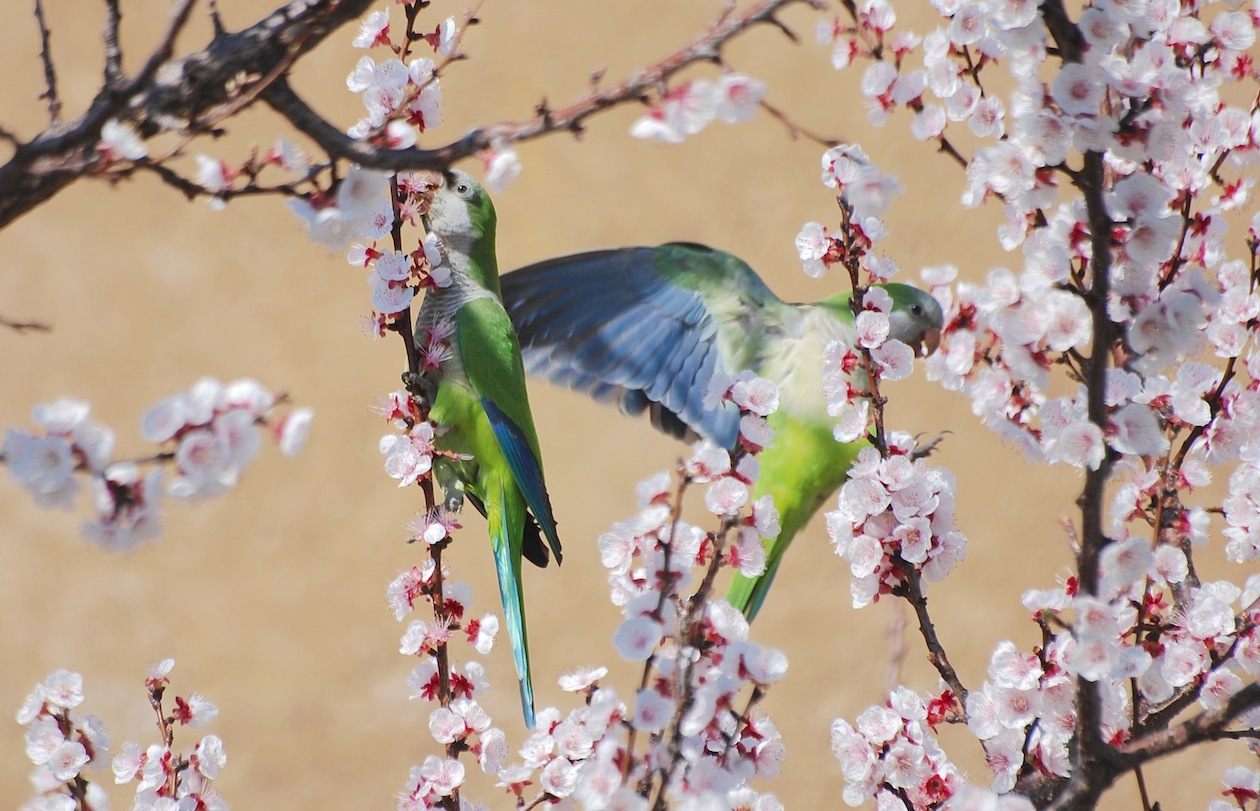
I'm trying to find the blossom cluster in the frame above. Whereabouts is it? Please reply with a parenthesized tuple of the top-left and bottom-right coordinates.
(386, 556, 522, 809)
(825, 433, 965, 607)
(348, 7, 451, 140)
(347, 170, 454, 331)
(3, 380, 311, 551)
(288, 5, 525, 331)
(590, 379, 789, 808)
(831, 685, 963, 808)
(820, 0, 1260, 477)
(956, 569, 1260, 795)
(192, 140, 308, 209)
(142, 377, 311, 498)
(796, 144, 900, 280)
(629, 74, 768, 144)
(822, 290, 920, 445)
(350, 4, 518, 191)
(17, 661, 226, 811)
(376, 389, 444, 489)
(17, 669, 110, 811)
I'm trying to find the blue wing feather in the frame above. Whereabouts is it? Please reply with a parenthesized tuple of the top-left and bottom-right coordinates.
(481, 398, 562, 564)
(501, 245, 766, 449)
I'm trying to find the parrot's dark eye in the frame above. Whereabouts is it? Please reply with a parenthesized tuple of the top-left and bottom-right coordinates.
(910, 304, 922, 315)
(456, 182, 470, 194)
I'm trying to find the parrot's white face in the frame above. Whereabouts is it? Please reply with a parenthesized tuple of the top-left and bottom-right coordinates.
(418, 169, 500, 303)
(425, 170, 483, 246)
(888, 292, 944, 356)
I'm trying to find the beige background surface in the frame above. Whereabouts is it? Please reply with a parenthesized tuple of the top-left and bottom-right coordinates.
(0, 1, 1241, 808)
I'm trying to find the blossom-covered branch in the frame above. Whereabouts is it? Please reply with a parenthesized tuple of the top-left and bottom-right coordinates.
(1, 379, 312, 551)
(18, 661, 227, 811)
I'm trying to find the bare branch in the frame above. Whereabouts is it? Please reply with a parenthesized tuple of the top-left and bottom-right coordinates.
(33, 0, 61, 124)
(0, 314, 52, 334)
(208, 0, 226, 36)
(104, 0, 124, 87)
(758, 99, 841, 147)
(134, 160, 318, 203)
(896, 570, 968, 705)
(1122, 682, 1260, 762)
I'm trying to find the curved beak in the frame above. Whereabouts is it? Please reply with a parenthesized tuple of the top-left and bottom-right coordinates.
(416, 173, 441, 230)
(919, 328, 942, 357)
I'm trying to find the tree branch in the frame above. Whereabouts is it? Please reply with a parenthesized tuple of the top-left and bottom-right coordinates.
(33, 0, 62, 124)
(1121, 682, 1260, 763)
(103, 0, 124, 88)
(0, 0, 818, 232)
(0, 0, 368, 230)
(263, 0, 822, 172)
(0, 314, 52, 334)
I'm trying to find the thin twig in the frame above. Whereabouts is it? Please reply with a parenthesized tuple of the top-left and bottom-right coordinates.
(33, 0, 62, 124)
(896, 570, 968, 704)
(208, 0, 225, 36)
(758, 99, 841, 146)
(133, 160, 322, 202)
(0, 314, 51, 333)
(103, 0, 124, 87)
(885, 600, 907, 693)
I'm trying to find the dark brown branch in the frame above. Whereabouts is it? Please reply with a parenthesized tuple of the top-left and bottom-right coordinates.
(0, 314, 52, 333)
(0, 0, 813, 231)
(103, 0, 124, 87)
(1035, 2, 1119, 809)
(1122, 683, 1260, 762)
(33, 0, 62, 124)
(896, 570, 968, 705)
(135, 160, 319, 203)
(0, 0, 370, 231)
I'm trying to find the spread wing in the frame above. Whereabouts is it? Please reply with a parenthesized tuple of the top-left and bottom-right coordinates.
(500, 243, 797, 450)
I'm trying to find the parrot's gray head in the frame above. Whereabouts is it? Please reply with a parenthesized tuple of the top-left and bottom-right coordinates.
(423, 169, 496, 249)
(885, 285, 945, 356)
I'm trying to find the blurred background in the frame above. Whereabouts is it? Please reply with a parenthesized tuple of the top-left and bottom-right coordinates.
(0, 0, 1242, 807)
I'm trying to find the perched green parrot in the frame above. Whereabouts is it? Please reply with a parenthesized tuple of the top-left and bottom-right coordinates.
(416, 170, 562, 729)
(498, 243, 942, 622)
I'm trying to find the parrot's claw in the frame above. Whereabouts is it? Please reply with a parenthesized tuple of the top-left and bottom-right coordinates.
(403, 371, 435, 408)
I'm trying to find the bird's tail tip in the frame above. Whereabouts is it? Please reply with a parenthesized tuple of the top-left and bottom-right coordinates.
(519, 678, 536, 730)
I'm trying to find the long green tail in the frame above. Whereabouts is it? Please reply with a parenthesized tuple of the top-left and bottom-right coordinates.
(487, 479, 535, 728)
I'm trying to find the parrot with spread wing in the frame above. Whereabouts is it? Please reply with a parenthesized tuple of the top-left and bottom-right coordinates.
(416, 170, 562, 728)
(499, 242, 942, 622)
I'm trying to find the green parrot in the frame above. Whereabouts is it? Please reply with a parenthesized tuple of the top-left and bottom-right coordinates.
(416, 170, 562, 729)
(498, 243, 942, 622)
